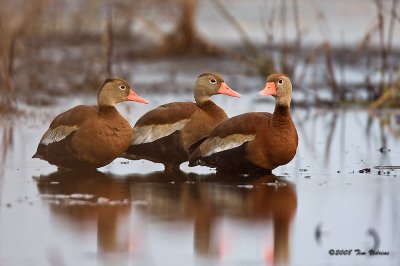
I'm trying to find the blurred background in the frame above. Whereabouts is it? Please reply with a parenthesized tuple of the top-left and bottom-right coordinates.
(0, 0, 399, 108)
(0, 0, 400, 266)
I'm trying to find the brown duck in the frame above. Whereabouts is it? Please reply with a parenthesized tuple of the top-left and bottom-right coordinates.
(123, 72, 241, 172)
(33, 78, 148, 169)
(189, 73, 298, 175)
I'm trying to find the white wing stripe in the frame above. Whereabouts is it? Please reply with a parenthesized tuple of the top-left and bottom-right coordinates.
(40, 125, 79, 145)
(200, 134, 256, 156)
(131, 119, 189, 145)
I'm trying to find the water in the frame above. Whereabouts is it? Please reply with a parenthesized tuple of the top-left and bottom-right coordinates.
(1, 93, 399, 266)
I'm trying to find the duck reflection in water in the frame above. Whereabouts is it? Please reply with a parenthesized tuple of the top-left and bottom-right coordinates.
(35, 170, 132, 256)
(128, 172, 297, 265)
(35, 170, 297, 265)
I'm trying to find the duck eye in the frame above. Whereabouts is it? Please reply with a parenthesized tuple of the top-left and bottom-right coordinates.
(119, 85, 126, 90)
(209, 78, 217, 84)
(278, 79, 283, 84)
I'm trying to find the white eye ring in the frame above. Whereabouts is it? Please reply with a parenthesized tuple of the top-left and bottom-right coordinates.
(278, 79, 283, 84)
(119, 85, 126, 90)
(209, 78, 217, 84)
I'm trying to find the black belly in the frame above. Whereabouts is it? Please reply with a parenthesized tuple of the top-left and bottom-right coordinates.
(197, 143, 271, 176)
(34, 134, 101, 169)
(125, 131, 188, 166)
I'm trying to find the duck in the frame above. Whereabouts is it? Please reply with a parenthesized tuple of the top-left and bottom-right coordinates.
(123, 72, 241, 172)
(32, 78, 149, 170)
(188, 73, 298, 175)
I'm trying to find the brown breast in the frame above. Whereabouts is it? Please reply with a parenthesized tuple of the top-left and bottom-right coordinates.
(180, 100, 228, 151)
(246, 105, 298, 169)
(71, 106, 132, 166)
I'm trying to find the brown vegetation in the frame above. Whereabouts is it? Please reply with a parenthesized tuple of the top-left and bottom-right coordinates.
(212, 0, 400, 107)
(0, 0, 399, 110)
(157, 0, 210, 55)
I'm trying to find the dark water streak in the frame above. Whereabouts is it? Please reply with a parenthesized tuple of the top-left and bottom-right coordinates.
(0, 120, 14, 205)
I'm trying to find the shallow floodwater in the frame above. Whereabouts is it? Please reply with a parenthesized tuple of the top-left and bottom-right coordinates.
(0, 93, 399, 266)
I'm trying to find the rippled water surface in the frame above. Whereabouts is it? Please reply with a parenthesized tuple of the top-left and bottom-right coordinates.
(1, 94, 399, 266)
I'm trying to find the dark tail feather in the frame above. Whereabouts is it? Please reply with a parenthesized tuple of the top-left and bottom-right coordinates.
(188, 136, 207, 167)
(32, 151, 42, 159)
(32, 145, 44, 159)
(188, 136, 207, 155)
(188, 152, 198, 167)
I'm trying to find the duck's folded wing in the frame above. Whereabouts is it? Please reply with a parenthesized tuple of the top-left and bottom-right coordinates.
(132, 119, 190, 144)
(39, 125, 79, 145)
(199, 133, 256, 157)
(38, 105, 97, 146)
(132, 102, 197, 145)
(189, 113, 269, 163)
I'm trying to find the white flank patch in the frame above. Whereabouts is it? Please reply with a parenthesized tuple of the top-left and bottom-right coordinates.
(40, 125, 79, 145)
(131, 119, 190, 145)
(201, 134, 256, 156)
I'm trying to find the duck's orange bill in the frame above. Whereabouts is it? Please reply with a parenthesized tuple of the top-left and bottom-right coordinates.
(127, 90, 149, 104)
(259, 82, 276, 96)
(217, 82, 241, 98)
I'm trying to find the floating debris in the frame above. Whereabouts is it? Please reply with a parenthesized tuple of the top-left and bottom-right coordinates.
(377, 170, 392, 176)
(376, 167, 396, 175)
(378, 147, 391, 153)
(315, 223, 324, 245)
(299, 168, 308, 172)
(374, 165, 400, 170)
(358, 168, 371, 174)
(304, 175, 311, 179)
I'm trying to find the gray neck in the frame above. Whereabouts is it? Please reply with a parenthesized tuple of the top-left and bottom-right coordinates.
(98, 98, 115, 108)
(194, 89, 211, 105)
(275, 93, 291, 107)
(98, 89, 116, 108)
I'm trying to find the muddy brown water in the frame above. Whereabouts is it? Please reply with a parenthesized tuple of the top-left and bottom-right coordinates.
(0, 93, 399, 266)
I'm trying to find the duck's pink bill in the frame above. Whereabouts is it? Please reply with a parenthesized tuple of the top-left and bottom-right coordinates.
(217, 82, 241, 98)
(127, 90, 149, 104)
(259, 82, 276, 96)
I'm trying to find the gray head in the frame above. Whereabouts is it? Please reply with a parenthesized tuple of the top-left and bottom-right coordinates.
(259, 73, 292, 106)
(97, 78, 149, 107)
(194, 72, 241, 104)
